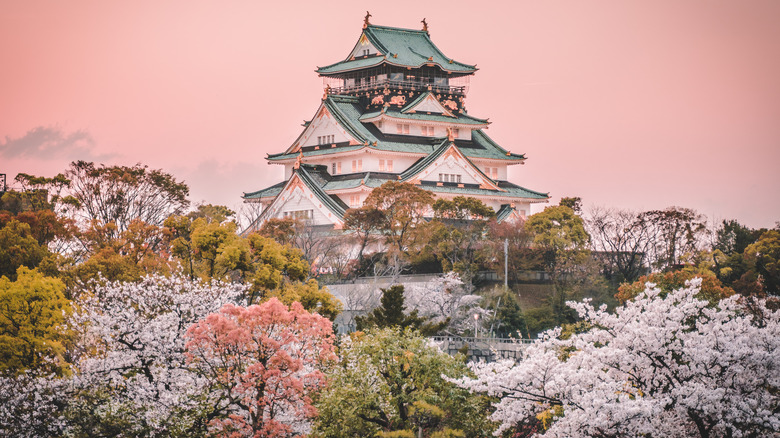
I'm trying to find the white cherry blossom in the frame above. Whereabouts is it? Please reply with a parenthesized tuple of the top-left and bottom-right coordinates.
(452, 279, 780, 437)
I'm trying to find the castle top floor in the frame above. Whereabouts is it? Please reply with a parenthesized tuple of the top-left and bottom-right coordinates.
(317, 19, 476, 98)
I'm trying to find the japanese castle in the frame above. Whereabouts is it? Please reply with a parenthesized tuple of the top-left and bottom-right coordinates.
(243, 16, 548, 231)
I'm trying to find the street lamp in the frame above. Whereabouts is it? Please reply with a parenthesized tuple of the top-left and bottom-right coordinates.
(473, 313, 479, 338)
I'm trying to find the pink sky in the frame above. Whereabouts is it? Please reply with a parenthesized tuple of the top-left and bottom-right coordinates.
(2, 1, 779, 229)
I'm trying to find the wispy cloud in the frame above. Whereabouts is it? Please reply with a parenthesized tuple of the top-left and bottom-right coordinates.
(0, 126, 115, 161)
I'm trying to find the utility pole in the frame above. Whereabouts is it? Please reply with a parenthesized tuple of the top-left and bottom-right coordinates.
(504, 238, 509, 289)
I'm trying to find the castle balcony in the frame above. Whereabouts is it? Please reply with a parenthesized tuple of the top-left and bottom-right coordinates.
(323, 67, 470, 97)
(326, 78, 466, 96)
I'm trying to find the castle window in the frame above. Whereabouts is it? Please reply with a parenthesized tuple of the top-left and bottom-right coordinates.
(379, 159, 385, 171)
(337, 162, 342, 173)
(387, 160, 393, 171)
(421, 126, 435, 136)
(352, 160, 356, 172)
(349, 195, 361, 207)
(396, 123, 410, 134)
(362, 49, 369, 56)
(358, 159, 362, 171)
(453, 128, 460, 138)
(332, 163, 336, 174)
(318, 135, 334, 145)
(439, 173, 460, 183)
(283, 210, 314, 220)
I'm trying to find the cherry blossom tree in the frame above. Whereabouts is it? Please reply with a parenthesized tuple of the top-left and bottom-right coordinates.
(404, 272, 483, 333)
(0, 368, 67, 438)
(451, 278, 780, 437)
(68, 274, 246, 436)
(185, 298, 336, 437)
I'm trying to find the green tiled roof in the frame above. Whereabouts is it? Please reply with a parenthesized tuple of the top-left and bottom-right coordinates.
(418, 181, 549, 200)
(495, 204, 517, 222)
(317, 24, 476, 75)
(295, 166, 348, 217)
(269, 95, 523, 162)
(243, 181, 285, 200)
(360, 109, 488, 125)
(399, 140, 501, 190)
(242, 165, 349, 219)
(467, 130, 526, 160)
(399, 139, 451, 180)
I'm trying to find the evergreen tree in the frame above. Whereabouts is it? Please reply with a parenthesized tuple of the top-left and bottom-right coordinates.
(355, 285, 447, 336)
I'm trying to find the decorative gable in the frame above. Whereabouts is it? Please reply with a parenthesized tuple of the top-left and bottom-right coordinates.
(401, 92, 456, 117)
(256, 172, 344, 228)
(348, 33, 382, 59)
(404, 142, 503, 191)
(287, 104, 362, 154)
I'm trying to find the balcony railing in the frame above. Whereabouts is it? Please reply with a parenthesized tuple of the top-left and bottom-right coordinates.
(327, 79, 466, 96)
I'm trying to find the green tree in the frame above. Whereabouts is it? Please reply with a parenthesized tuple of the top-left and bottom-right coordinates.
(428, 196, 495, 284)
(486, 219, 546, 283)
(1, 172, 74, 214)
(343, 205, 384, 273)
(258, 217, 298, 246)
(744, 229, 780, 295)
(313, 328, 493, 437)
(714, 219, 762, 255)
(363, 181, 435, 275)
(65, 218, 175, 286)
(66, 161, 189, 242)
(559, 196, 582, 215)
(266, 279, 342, 321)
(483, 288, 528, 339)
(165, 206, 251, 281)
(0, 220, 52, 281)
(355, 285, 447, 336)
(0, 267, 70, 376)
(525, 204, 592, 325)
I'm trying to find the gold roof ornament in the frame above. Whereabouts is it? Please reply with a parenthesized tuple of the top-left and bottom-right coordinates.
(363, 11, 372, 29)
(421, 18, 428, 33)
(447, 127, 455, 142)
(322, 84, 331, 100)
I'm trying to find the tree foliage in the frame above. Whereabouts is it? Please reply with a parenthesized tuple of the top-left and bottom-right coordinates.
(186, 298, 336, 437)
(526, 204, 595, 325)
(314, 328, 493, 438)
(0, 220, 52, 281)
(427, 197, 494, 282)
(363, 181, 434, 270)
(638, 206, 708, 271)
(65, 160, 189, 240)
(0, 267, 70, 376)
(585, 207, 653, 284)
(453, 278, 780, 437)
(617, 267, 734, 304)
(355, 285, 447, 336)
(68, 274, 245, 436)
(744, 229, 780, 295)
(165, 207, 251, 281)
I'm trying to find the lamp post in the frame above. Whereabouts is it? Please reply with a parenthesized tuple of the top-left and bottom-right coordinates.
(474, 313, 479, 338)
